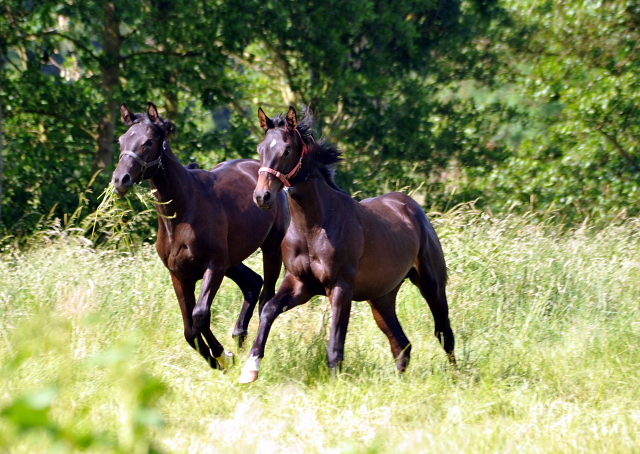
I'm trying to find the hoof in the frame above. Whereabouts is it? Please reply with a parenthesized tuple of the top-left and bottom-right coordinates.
(232, 332, 247, 350)
(328, 361, 343, 379)
(239, 356, 260, 384)
(215, 351, 235, 371)
(239, 369, 259, 384)
(448, 352, 457, 367)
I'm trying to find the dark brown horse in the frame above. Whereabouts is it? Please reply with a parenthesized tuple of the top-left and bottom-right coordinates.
(112, 102, 289, 370)
(239, 106, 455, 383)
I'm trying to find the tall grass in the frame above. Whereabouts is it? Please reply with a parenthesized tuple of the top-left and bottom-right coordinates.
(1, 207, 639, 453)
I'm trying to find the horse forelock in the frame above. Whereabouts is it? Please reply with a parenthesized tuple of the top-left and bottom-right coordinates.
(270, 106, 344, 192)
(271, 105, 314, 143)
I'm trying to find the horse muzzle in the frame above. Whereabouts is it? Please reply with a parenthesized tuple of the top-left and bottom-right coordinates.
(253, 172, 281, 210)
(253, 187, 275, 210)
(111, 171, 134, 197)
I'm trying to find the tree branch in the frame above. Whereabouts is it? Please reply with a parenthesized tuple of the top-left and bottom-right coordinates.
(222, 50, 282, 81)
(595, 126, 637, 168)
(34, 31, 101, 63)
(121, 49, 201, 61)
(261, 38, 305, 104)
(616, 39, 639, 75)
(13, 108, 98, 142)
(122, 28, 138, 41)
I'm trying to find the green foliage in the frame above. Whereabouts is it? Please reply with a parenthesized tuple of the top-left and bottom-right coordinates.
(2, 0, 640, 236)
(457, 0, 640, 218)
(1, 328, 168, 453)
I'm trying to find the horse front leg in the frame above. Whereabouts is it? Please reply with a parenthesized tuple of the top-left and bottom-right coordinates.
(326, 282, 353, 374)
(257, 220, 286, 315)
(239, 274, 313, 384)
(192, 263, 235, 370)
(170, 273, 217, 368)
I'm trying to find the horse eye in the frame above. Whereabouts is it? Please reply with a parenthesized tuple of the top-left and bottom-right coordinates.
(145, 140, 154, 147)
(284, 147, 291, 156)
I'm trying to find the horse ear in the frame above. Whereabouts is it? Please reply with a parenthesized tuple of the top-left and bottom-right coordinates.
(147, 102, 160, 122)
(258, 107, 273, 131)
(286, 106, 297, 130)
(121, 103, 135, 126)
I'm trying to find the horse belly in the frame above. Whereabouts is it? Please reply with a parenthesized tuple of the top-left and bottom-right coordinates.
(352, 262, 412, 301)
(351, 229, 419, 301)
(224, 200, 276, 266)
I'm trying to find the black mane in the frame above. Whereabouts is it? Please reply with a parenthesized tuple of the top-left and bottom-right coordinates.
(272, 106, 345, 192)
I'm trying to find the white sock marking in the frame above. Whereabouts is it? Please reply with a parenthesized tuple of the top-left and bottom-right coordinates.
(242, 355, 260, 373)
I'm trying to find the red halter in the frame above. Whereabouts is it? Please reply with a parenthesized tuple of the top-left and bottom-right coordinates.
(259, 129, 311, 189)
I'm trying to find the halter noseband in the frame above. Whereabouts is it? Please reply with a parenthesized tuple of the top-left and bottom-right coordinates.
(119, 140, 166, 183)
(259, 129, 312, 190)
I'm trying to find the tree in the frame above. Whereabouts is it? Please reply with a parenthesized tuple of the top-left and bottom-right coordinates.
(0, 0, 256, 232)
(223, 0, 501, 198)
(455, 0, 640, 219)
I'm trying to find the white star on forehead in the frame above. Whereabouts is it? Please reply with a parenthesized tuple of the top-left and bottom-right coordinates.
(270, 139, 277, 148)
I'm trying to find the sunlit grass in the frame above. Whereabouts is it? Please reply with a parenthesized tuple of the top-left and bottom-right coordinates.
(1, 208, 639, 453)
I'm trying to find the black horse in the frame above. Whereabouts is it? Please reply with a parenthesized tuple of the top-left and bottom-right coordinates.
(112, 102, 289, 370)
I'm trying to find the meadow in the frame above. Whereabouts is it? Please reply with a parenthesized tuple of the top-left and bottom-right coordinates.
(1, 207, 639, 453)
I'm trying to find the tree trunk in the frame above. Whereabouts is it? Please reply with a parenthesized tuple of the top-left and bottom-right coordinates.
(0, 59, 4, 226)
(163, 69, 179, 120)
(92, 2, 121, 174)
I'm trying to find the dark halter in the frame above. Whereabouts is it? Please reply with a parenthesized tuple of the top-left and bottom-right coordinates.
(119, 140, 166, 183)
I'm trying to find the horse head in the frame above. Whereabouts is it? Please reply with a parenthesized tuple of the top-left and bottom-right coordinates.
(112, 102, 175, 196)
(253, 106, 308, 209)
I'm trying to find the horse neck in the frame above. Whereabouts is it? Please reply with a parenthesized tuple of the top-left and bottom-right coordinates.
(287, 167, 333, 228)
(148, 143, 189, 220)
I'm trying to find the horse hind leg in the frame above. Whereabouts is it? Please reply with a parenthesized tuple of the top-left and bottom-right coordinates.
(226, 264, 263, 348)
(368, 285, 412, 372)
(170, 273, 221, 369)
(408, 266, 456, 364)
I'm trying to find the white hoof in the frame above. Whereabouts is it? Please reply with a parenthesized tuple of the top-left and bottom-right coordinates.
(216, 351, 235, 371)
(239, 356, 260, 384)
(239, 369, 259, 384)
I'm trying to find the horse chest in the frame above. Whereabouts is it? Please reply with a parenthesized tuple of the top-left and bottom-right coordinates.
(158, 238, 203, 277)
(288, 240, 335, 287)
(157, 222, 210, 274)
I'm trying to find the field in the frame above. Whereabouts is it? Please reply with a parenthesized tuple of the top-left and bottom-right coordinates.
(1, 208, 639, 453)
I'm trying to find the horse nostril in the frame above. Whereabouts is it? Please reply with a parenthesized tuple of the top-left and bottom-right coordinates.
(263, 191, 271, 204)
(121, 174, 131, 186)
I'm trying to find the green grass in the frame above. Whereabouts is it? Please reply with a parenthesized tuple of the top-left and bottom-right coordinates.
(1, 208, 639, 453)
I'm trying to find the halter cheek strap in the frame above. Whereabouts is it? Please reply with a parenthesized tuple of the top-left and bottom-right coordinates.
(259, 129, 312, 189)
(119, 141, 166, 183)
